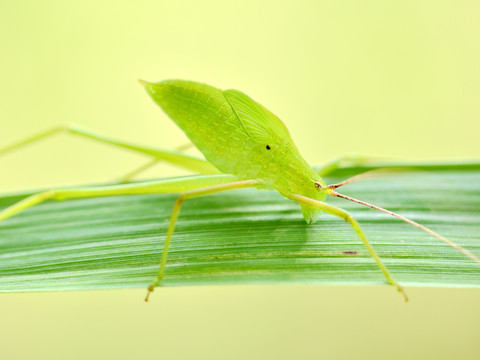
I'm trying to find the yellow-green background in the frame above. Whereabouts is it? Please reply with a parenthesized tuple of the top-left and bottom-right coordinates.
(1, 1, 479, 359)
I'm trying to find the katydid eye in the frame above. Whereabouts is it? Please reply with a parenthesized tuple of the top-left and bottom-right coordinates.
(266, 145, 271, 150)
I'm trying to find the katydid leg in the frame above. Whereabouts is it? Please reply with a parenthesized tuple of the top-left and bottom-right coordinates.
(117, 142, 195, 183)
(0, 124, 218, 175)
(289, 194, 408, 302)
(145, 179, 258, 301)
(326, 189, 480, 264)
(0, 174, 238, 223)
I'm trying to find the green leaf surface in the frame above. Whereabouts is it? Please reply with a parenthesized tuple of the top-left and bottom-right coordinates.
(0, 162, 479, 292)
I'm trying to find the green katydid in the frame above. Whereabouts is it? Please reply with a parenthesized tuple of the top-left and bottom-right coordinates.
(0, 79, 479, 302)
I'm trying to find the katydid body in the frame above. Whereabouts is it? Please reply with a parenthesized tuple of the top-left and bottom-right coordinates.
(1, 79, 478, 302)
(142, 80, 326, 222)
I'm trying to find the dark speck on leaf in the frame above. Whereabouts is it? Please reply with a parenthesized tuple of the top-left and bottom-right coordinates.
(342, 250, 359, 256)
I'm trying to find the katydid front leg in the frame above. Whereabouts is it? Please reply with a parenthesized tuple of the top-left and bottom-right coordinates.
(289, 193, 408, 302)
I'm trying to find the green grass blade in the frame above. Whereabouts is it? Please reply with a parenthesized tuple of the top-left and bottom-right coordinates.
(0, 162, 479, 292)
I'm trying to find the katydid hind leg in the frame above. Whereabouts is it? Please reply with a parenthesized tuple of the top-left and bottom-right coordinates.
(0, 124, 218, 175)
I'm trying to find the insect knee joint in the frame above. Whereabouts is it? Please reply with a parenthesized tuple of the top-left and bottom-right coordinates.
(177, 194, 186, 204)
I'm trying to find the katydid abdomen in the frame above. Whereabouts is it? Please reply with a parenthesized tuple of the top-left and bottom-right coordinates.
(142, 80, 250, 175)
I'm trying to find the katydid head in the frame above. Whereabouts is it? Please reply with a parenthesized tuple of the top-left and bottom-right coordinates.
(297, 177, 327, 224)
